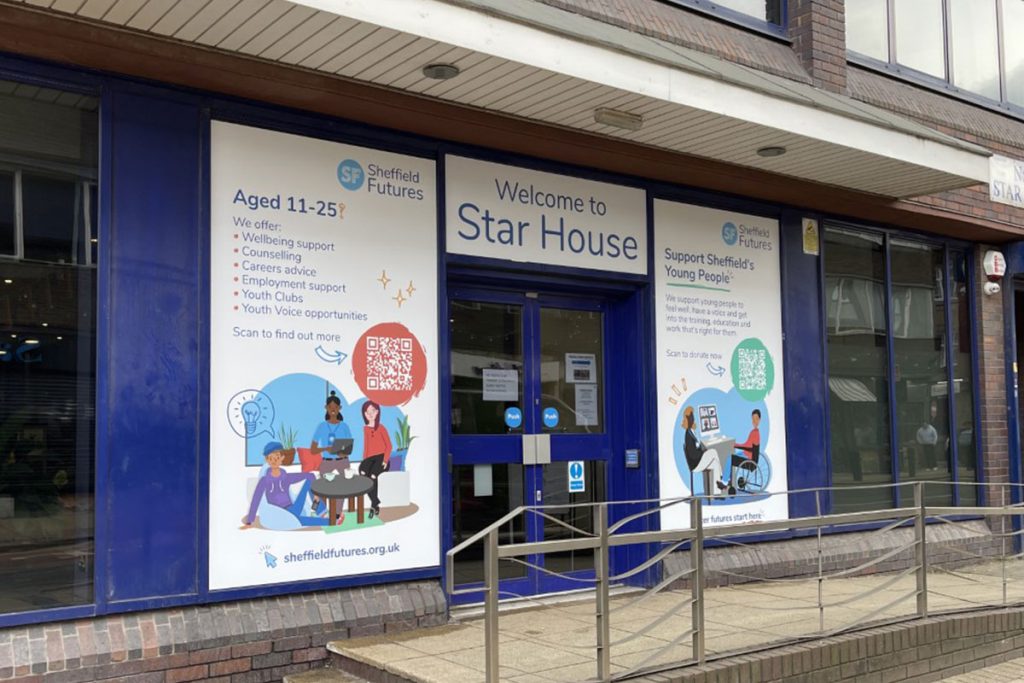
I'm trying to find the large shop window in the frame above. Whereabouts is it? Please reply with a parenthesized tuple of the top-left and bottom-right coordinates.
(0, 80, 98, 615)
(825, 227, 978, 513)
(846, 0, 1024, 113)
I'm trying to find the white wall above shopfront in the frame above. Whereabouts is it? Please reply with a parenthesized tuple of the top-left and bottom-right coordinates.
(13, 0, 992, 198)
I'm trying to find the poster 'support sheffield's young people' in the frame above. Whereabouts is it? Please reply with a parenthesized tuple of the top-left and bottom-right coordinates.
(209, 121, 438, 590)
(654, 200, 789, 529)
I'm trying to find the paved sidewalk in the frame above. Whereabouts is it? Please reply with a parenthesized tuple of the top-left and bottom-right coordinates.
(331, 559, 1024, 682)
(943, 656, 1024, 682)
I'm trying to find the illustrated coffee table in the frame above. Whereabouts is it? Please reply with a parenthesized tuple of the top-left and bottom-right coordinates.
(311, 475, 374, 525)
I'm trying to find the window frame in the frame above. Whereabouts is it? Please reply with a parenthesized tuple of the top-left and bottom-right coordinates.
(847, 0, 1024, 120)
(821, 221, 983, 511)
(660, 0, 789, 39)
(0, 165, 98, 266)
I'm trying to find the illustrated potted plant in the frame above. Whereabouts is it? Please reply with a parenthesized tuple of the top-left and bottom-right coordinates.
(391, 416, 415, 472)
(276, 424, 298, 466)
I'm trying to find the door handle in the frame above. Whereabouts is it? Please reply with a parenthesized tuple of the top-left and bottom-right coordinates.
(535, 434, 551, 464)
(522, 434, 537, 465)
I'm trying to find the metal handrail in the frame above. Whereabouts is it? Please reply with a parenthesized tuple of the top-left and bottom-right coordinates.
(445, 480, 1024, 682)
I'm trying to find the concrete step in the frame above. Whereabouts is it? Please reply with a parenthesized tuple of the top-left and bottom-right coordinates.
(283, 666, 370, 683)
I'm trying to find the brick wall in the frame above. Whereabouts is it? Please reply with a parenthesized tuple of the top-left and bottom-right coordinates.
(788, 0, 847, 93)
(0, 581, 446, 683)
(634, 608, 1024, 682)
(977, 248, 1012, 510)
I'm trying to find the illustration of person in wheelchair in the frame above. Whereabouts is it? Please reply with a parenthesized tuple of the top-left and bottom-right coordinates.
(728, 409, 770, 495)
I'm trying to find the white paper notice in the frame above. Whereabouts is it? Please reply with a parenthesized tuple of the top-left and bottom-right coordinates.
(565, 353, 596, 384)
(482, 369, 518, 401)
(574, 384, 599, 426)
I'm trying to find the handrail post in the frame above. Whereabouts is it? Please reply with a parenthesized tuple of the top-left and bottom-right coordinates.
(484, 527, 500, 683)
(691, 497, 705, 666)
(816, 489, 824, 632)
(595, 504, 611, 681)
(914, 482, 928, 618)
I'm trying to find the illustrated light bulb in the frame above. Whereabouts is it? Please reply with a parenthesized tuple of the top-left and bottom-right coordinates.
(242, 400, 261, 435)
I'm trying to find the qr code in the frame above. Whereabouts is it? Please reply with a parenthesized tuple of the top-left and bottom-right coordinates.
(737, 348, 767, 391)
(366, 336, 413, 391)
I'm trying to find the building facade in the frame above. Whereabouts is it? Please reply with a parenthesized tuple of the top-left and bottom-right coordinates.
(1, 0, 1024, 679)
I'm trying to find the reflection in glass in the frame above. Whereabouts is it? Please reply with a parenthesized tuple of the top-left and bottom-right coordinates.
(846, 0, 890, 61)
(540, 308, 603, 434)
(450, 301, 523, 435)
(950, 0, 1001, 99)
(894, 0, 946, 78)
(825, 229, 893, 513)
(951, 253, 977, 504)
(1004, 0, 1024, 105)
(542, 461, 605, 575)
(0, 172, 14, 256)
(890, 241, 951, 506)
(713, 0, 782, 23)
(451, 465, 526, 584)
(0, 80, 97, 615)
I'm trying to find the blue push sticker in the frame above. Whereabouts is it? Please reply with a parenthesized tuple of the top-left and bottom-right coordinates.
(542, 407, 559, 429)
(504, 407, 523, 429)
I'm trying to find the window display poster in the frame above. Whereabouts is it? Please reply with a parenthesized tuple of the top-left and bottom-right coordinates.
(209, 121, 439, 590)
(654, 200, 788, 529)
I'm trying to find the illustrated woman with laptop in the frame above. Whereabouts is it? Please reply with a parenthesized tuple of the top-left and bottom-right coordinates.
(310, 391, 354, 475)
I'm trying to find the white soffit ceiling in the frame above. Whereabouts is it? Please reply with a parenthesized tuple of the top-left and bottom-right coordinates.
(13, 0, 992, 198)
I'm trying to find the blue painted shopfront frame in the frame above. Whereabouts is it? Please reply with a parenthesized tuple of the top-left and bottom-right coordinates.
(0, 50, 991, 627)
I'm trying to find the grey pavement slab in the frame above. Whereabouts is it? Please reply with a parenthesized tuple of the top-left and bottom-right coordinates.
(331, 558, 1024, 682)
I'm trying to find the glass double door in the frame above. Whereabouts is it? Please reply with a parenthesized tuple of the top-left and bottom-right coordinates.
(449, 288, 611, 600)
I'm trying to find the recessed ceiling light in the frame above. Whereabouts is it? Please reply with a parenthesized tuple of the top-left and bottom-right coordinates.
(24, 339, 39, 345)
(422, 63, 460, 80)
(756, 145, 787, 158)
(594, 107, 644, 131)
(41, 323, 48, 327)
(3, 279, 11, 284)
(56, 336, 63, 340)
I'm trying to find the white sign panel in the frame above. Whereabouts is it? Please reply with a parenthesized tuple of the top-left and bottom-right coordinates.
(990, 154, 1024, 209)
(482, 369, 518, 401)
(574, 384, 599, 427)
(445, 155, 647, 274)
(654, 200, 788, 529)
(565, 353, 596, 383)
(209, 121, 439, 590)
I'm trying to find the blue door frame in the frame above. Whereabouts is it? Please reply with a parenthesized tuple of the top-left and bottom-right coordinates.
(445, 271, 653, 602)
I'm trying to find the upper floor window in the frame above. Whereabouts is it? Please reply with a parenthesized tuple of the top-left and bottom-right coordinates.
(847, 0, 1024, 110)
(666, 0, 785, 34)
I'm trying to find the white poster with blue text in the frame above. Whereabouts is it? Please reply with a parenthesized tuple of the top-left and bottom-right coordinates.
(209, 121, 439, 590)
(654, 200, 788, 529)
(445, 155, 647, 274)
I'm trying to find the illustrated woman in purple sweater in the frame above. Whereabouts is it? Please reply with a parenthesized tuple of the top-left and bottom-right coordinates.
(244, 441, 330, 527)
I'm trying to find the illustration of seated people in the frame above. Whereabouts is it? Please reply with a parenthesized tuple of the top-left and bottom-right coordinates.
(682, 406, 727, 494)
(359, 400, 392, 519)
(309, 391, 353, 475)
(243, 441, 337, 530)
(729, 409, 761, 494)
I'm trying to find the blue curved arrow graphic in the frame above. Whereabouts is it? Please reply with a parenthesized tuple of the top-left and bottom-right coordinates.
(315, 346, 347, 365)
(706, 363, 726, 377)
